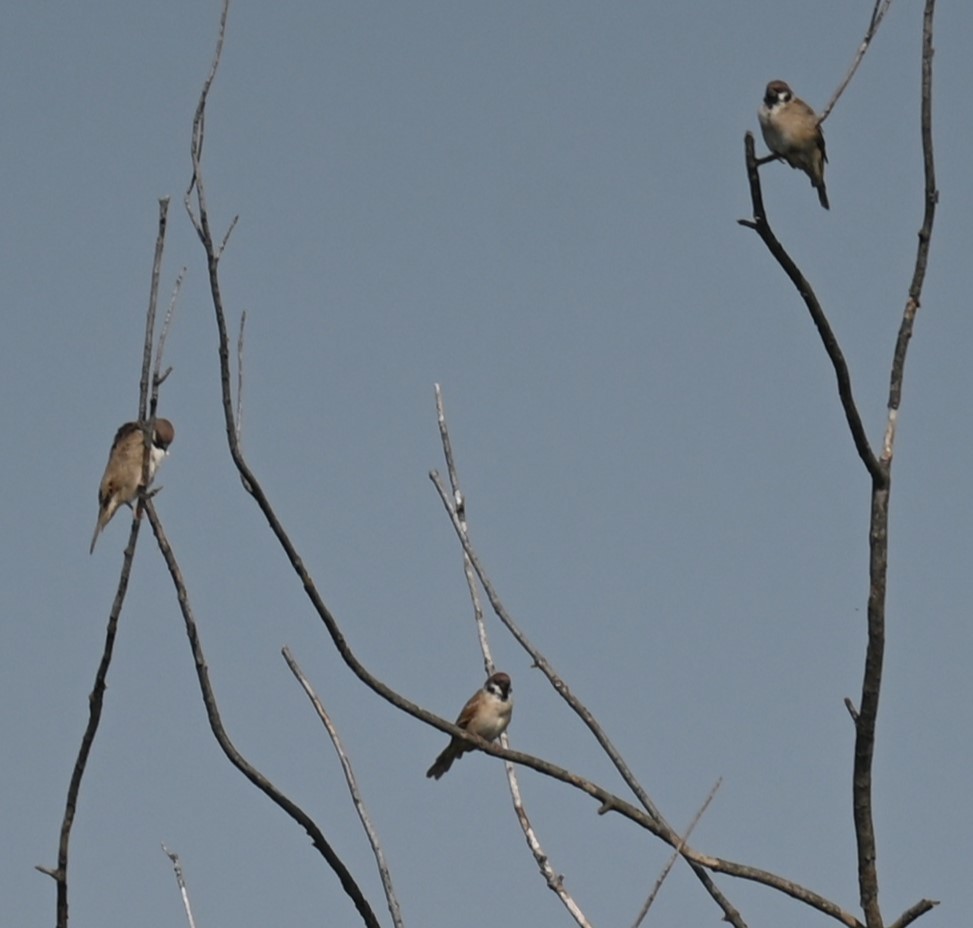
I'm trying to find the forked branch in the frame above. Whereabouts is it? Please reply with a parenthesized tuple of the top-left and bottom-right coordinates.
(144, 501, 383, 928)
(43, 198, 174, 928)
(740, 3, 941, 926)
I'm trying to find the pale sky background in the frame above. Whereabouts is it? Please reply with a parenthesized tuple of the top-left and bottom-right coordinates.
(3, 2, 971, 927)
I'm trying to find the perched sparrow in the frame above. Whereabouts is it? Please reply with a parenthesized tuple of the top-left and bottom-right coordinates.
(426, 671, 513, 780)
(758, 80, 829, 209)
(89, 418, 175, 554)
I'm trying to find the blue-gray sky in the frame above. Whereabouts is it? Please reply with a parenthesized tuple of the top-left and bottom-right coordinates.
(3, 2, 970, 926)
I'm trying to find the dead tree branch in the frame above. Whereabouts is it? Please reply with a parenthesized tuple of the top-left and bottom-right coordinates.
(42, 197, 173, 928)
(740, 4, 940, 926)
(631, 779, 721, 928)
(140, 198, 169, 419)
(282, 647, 405, 928)
(434, 384, 592, 928)
(819, 0, 896, 123)
(854, 4, 939, 927)
(235, 310, 246, 442)
(143, 500, 382, 928)
(162, 844, 199, 928)
(738, 135, 883, 483)
(154, 265, 185, 394)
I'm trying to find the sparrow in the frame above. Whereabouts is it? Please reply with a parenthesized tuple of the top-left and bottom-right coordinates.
(758, 80, 829, 209)
(426, 671, 513, 780)
(89, 418, 175, 554)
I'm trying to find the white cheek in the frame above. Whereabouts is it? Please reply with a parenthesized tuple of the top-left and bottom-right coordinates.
(148, 446, 167, 480)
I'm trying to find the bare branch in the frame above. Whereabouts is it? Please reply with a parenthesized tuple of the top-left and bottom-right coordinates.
(506, 759, 594, 927)
(218, 214, 239, 260)
(883, 0, 938, 462)
(41, 512, 144, 928)
(282, 647, 405, 928)
(888, 898, 940, 928)
(185, 0, 229, 237)
(819, 0, 895, 123)
(631, 779, 721, 928)
(235, 310, 247, 442)
(154, 266, 186, 395)
(434, 385, 498, 673)
(143, 500, 382, 928)
(855, 6, 938, 927)
(739, 133, 884, 484)
(745, 7, 939, 927)
(434, 384, 592, 928)
(433, 384, 466, 522)
(44, 198, 175, 927)
(140, 198, 169, 420)
(161, 844, 198, 928)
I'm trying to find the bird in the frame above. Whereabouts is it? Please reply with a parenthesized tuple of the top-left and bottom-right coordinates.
(426, 671, 513, 780)
(758, 80, 829, 209)
(89, 418, 175, 554)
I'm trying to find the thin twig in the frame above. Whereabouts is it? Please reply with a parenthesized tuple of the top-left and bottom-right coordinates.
(235, 310, 247, 443)
(882, 0, 938, 462)
(434, 385, 492, 669)
(143, 500, 382, 928)
(435, 384, 592, 928)
(140, 198, 169, 420)
(888, 898, 940, 928)
(161, 844, 198, 928)
(433, 384, 466, 522)
(185, 0, 228, 231)
(218, 214, 239, 260)
(631, 780, 721, 928)
(282, 647, 405, 928)
(819, 0, 895, 124)
(141, 199, 175, 503)
(154, 266, 186, 395)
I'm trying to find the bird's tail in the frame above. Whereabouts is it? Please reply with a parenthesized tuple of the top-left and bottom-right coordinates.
(816, 182, 830, 210)
(426, 742, 463, 780)
(89, 509, 108, 554)
(89, 521, 102, 555)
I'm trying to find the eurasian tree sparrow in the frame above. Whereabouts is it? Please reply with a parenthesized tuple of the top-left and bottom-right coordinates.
(89, 418, 175, 554)
(758, 80, 829, 209)
(426, 671, 513, 780)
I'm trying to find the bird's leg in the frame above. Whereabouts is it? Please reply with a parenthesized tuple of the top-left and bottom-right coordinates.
(754, 152, 784, 167)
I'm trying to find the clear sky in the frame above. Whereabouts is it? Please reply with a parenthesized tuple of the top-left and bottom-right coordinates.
(3, 2, 970, 927)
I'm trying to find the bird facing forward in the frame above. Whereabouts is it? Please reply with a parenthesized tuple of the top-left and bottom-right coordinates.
(758, 80, 829, 209)
(426, 672, 513, 780)
(89, 418, 175, 554)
